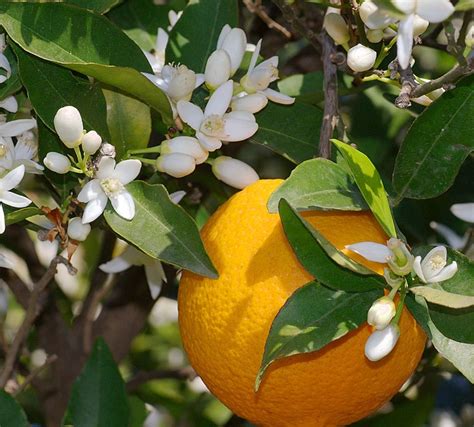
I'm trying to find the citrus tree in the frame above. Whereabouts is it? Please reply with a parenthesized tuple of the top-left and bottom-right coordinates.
(0, 0, 472, 426)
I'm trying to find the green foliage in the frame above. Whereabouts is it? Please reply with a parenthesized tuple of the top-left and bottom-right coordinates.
(0, 48, 22, 100)
(4, 206, 42, 226)
(277, 72, 324, 104)
(0, 391, 29, 427)
(64, 0, 121, 13)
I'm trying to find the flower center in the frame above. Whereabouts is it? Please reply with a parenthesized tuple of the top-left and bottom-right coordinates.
(100, 177, 123, 197)
(429, 254, 445, 270)
(0, 144, 7, 158)
(201, 114, 225, 137)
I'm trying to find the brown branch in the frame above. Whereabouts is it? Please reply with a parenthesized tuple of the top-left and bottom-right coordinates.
(244, 0, 292, 38)
(395, 65, 417, 108)
(126, 366, 195, 392)
(0, 256, 76, 389)
(0, 272, 30, 309)
(13, 354, 58, 396)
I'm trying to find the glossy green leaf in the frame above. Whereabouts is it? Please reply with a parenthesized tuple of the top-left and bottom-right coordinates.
(410, 285, 474, 309)
(279, 199, 385, 291)
(393, 77, 474, 200)
(128, 396, 148, 427)
(69, 338, 129, 427)
(0, 391, 29, 427)
(0, 2, 172, 123)
(166, 0, 238, 72)
(104, 181, 218, 278)
(332, 139, 397, 237)
(103, 89, 151, 160)
(4, 206, 42, 226)
(406, 295, 474, 383)
(277, 72, 324, 104)
(14, 45, 110, 140)
(250, 102, 322, 164)
(64, 0, 121, 13)
(267, 158, 368, 213)
(257, 281, 382, 389)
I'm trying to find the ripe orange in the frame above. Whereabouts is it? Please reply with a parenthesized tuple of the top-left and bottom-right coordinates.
(178, 179, 426, 426)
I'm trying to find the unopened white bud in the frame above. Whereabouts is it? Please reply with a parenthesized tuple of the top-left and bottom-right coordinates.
(231, 93, 268, 113)
(82, 130, 102, 155)
(347, 44, 377, 72)
(324, 13, 350, 45)
(366, 28, 384, 43)
(413, 15, 429, 37)
(364, 325, 400, 362)
(156, 153, 196, 178)
(44, 152, 71, 174)
(166, 65, 197, 103)
(465, 24, 474, 48)
(212, 156, 259, 189)
(367, 297, 396, 330)
(67, 217, 91, 242)
(359, 0, 395, 30)
(53, 106, 84, 148)
(220, 28, 247, 75)
(161, 136, 208, 164)
(205, 50, 232, 90)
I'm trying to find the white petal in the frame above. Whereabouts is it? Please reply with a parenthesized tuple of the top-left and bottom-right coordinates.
(224, 111, 256, 122)
(0, 53, 11, 76)
(176, 101, 204, 131)
(205, 50, 231, 89)
(247, 39, 262, 75)
(345, 242, 393, 263)
(421, 246, 447, 281)
(0, 164, 25, 191)
(96, 157, 116, 180)
(231, 93, 268, 113)
(115, 159, 141, 184)
(429, 221, 466, 250)
(392, 0, 416, 15)
(413, 256, 427, 283)
(430, 261, 458, 283)
(261, 88, 295, 105)
(217, 24, 231, 49)
(196, 132, 222, 152)
(204, 80, 233, 117)
(145, 261, 165, 299)
(212, 156, 259, 189)
(194, 73, 205, 88)
(99, 256, 132, 273)
(142, 72, 169, 92)
(221, 28, 247, 74)
(77, 179, 102, 203)
(0, 96, 18, 113)
(0, 119, 36, 137)
(82, 193, 108, 224)
(111, 191, 135, 220)
(254, 56, 279, 73)
(0, 191, 31, 208)
(0, 253, 13, 269)
(156, 28, 169, 53)
(397, 15, 415, 70)
(0, 204, 4, 234)
(416, 0, 454, 23)
(143, 53, 160, 74)
(169, 190, 186, 204)
(364, 325, 400, 362)
(450, 203, 474, 223)
(221, 117, 258, 142)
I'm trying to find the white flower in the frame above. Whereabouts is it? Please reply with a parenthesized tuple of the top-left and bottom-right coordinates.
(67, 217, 91, 242)
(0, 165, 32, 233)
(216, 25, 247, 75)
(430, 221, 467, 250)
(240, 40, 295, 106)
(212, 156, 259, 189)
(359, 0, 396, 30)
(44, 152, 71, 174)
(450, 203, 474, 223)
(365, 324, 400, 362)
(77, 157, 141, 224)
(394, 0, 454, 69)
(0, 34, 11, 84)
(413, 246, 458, 284)
(100, 245, 166, 299)
(177, 80, 258, 151)
(345, 241, 393, 263)
(160, 136, 208, 164)
(324, 13, 350, 46)
(205, 50, 232, 90)
(82, 131, 102, 155)
(231, 93, 268, 114)
(0, 96, 18, 113)
(367, 297, 396, 330)
(54, 106, 84, 148)
(156, 153, 196, 178)
(347, 44, 377, 72)
(0, 129, 43, 175)
(144, 28, 169, 74)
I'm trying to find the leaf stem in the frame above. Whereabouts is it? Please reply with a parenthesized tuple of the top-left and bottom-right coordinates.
(128, 146, 162, 155)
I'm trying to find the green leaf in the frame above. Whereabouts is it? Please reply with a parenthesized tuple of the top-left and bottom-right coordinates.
(0, 390, 29, 427)
(69, 338, 129, 427)
(103, 89, 151, 160)
(4, 206, 42, 226)
(455, 0, 474, 11)
(250, 102, 323, 164)
(64, 0, 121, 13)
(13, 45, 110, 140)
(0, 48, 22, 100)
(127, 396, 148, 427)
(277, 72, 324, 104)
(0, 2, 172, 123)
(257, 281, 382, 389)
(393, 76, 474, 200)
(104, 181, 218, 278)
(332, 139, 397, 238)
(406, 295, 474, 383)
(410, 285, 474, 309)
(166, 0, 238, 72)
(267, 158, 368, 213)
(279, 199, 385, 291)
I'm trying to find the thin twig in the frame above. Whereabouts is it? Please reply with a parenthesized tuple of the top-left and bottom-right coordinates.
(126, 366, 196, 392)
(0, 256, 75, 389)
(395, 65, 417, 108)
(243, 0, 292, 38)
(13, 355, 58, 396)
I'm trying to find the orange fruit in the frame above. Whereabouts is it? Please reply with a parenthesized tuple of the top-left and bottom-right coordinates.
(178, 179, 426, 426)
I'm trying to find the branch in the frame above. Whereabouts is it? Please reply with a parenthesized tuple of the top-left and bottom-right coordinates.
(13, 355, 58, 396)
(395, 65, 417, 108)
(243, 0, 292, 38)
(126, 366, 195, 392)
(0, 256, 76, 388)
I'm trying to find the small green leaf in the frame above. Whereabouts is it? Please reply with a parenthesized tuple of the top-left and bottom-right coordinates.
(4, 206, 42, 226)
(331, 139, 397, 238)
(0, 390, 29, 427)
(103, 89, 151, 160)
(279, 199, 385, 291)
(277, 72, 324, 105)
(410, 285, 474, 309)
(267, 158, 368, 213)
(104, 181, 218, 278)
(69, 338, 129, 427)
(256, 281, 382, 389)
(250, 102, 323, 164)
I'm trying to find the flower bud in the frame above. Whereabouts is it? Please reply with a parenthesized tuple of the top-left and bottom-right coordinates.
(53, 106, 84, 148)
(412, 15, 429, 37)
(212, 156, 259, 189)
(156, 153, 196, 178)
(231, 93, 268, 113)
(43, 152, 71, 174)
(359, 0, 394, 30)
(82, 130, 102, 155)
(166, 65, 197, 103)
(366, 28, 384, 44)
(161, 136, 208, 164)
(367, 297, 396, 330)
(67, 217, 91, 242)
(347, 44, 377, 72)
(219, 28, 247, 75)
(386, 238, 414, 276)
(364, 325, 400, 362)
(324, 13, 350, 45)
(205, 50, 232, 90)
